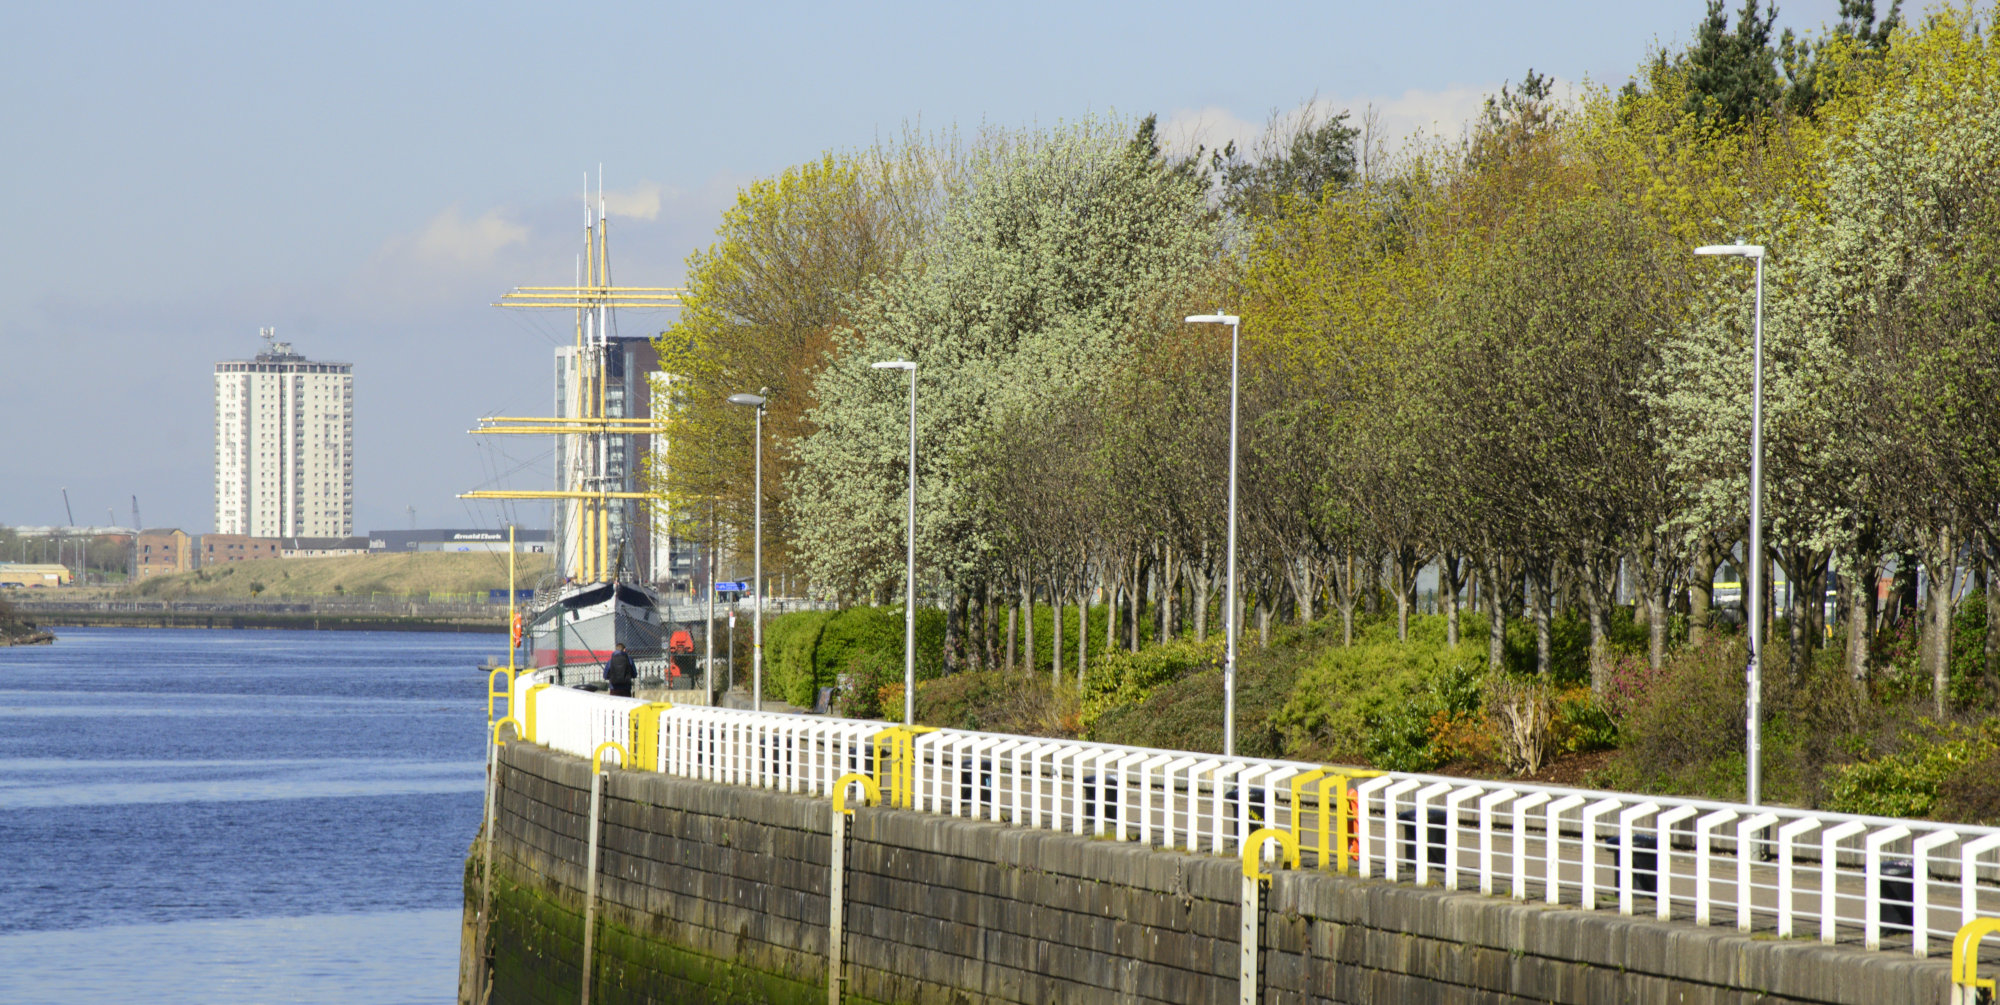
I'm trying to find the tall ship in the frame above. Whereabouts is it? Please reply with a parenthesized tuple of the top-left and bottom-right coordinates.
(462, 179, 694, 681)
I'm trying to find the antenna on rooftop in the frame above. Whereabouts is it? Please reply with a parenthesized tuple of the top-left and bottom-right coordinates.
(260, 326, 275, 348)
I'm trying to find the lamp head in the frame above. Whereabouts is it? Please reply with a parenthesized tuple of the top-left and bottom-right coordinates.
(871, 360, 916, 371)
(1184, 312, 1241, 325)
(1694, 243, 1765, 259)
(727, 393, 767, 408)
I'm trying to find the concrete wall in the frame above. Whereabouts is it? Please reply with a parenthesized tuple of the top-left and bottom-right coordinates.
(467, 741, 1954, 1005)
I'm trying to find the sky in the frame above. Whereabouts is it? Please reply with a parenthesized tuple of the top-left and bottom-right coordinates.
(0, 0, 1862, 535)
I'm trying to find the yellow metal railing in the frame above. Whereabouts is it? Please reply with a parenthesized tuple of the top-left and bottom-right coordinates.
(1954, 918, 2000, 1004)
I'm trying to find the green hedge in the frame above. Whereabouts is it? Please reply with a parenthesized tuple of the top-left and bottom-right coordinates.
(762, 610, 835, 706)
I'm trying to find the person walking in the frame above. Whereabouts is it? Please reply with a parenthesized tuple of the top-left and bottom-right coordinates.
(603, 642, 637, 698)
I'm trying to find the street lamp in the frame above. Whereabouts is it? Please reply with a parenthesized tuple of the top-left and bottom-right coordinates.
(872, 360, 919, 725)
(1695, 241, 1766, 806)
(1185, 310, 1243, 759)
(728, 390, 768, 712)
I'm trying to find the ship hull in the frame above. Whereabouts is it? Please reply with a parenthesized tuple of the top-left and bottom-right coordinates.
(524, 580, 672, 675)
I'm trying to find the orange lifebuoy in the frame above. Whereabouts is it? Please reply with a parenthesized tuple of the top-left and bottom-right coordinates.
(510, 612, 525, 648)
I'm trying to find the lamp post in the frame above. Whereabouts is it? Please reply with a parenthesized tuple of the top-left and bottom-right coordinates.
(1695, 242, 1765, 806)
(872, 360, 919, 725)
(728, 391, 768, 712)
(1185, 311, 1243, 758)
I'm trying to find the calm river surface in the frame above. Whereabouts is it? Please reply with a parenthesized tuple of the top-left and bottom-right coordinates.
(0, 626, 492, 1004)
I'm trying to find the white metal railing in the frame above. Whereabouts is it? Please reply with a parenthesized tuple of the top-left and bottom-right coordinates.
(500, 668, 2000, 960)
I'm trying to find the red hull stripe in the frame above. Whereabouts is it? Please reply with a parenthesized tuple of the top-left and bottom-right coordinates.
(534, 648, 614, 666)
(532, 649, 689, 675)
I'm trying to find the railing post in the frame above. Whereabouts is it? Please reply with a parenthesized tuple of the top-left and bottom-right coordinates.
(1545, 795, 1586, 906)
(1693, 809, 1737, 926)
(1656, 806, 1699, 921)
(580, 741, 629, 1005)
(829, 773, 880, 1005)
(1479, 789, 1516, 896)
(1737, 812, 1779, 932)
(1865, 825, 1911, 950)
(1510, 791, 1550, 901)
(1821, 820, 1867, 944)
(1914, 830, 1957, 957)
(1776, 817, 1822, 937)
(477, 716, 522, 1005)
(1239, 828, 1299, 1005)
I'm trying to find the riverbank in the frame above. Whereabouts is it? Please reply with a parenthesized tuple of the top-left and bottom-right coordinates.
(0, 598, 55, 645)
(8, 598, 504, 633)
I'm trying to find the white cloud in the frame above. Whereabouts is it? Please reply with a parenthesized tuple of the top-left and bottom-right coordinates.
(375, 205, 528, 271)
(1159, 78, 1576, 166)
(603, 181, 669, 221)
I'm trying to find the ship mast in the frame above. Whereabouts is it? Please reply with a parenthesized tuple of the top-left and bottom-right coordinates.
(460, 175, 681, 585)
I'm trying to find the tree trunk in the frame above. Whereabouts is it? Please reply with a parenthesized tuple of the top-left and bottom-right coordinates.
(1076, 586, 1087, 693)
(1006, 603, 1018, 672)
(1844, 551, 1873, 681)
(1285, 556, 1316, 625)
(1389, 546, 1419, 642)
(1130, 550, 1144, 652)
(1985, 535, 2000, 695)
(1341, 552, 1356, 646)
(1363, 551, 1382, 617)
(966, 586, 984, 674)
(944, 588, 963, 675)
(1105, 582, 1119, 657)
(1257, 594, 1271, 648)
(1051, 587, 1063, 692)
(1190, 553, 1211, 643)
(1924, 525, 1958, 717)
(1022, 577, 1036, 680)
(1532, 564, 1552, 676)
(1440, 553, 1463, 648)
(1689, 539, 1718, 646)
(1581, 569, 1610, 697)
(1486, 558, 1509, 673)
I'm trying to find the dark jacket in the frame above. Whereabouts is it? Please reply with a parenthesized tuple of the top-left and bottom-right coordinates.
(603, 651, 637, 686)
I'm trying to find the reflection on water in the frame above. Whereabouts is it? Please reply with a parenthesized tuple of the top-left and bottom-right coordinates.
(0, 910, 461, 1005)
(0, 627, 491, 1003)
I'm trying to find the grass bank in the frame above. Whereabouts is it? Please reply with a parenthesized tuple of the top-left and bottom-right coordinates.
(789, 597, 2000, 825)
(114, 551, 553, 600)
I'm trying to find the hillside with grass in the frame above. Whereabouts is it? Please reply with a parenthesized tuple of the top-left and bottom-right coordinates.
(757, 596, 2000, 826)
(121, 551, 554, 600)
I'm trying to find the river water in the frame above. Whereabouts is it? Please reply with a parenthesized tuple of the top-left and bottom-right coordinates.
(0, 626, 492, 1004)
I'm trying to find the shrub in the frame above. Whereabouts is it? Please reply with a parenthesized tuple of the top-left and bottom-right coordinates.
(1551, 685, 1619, 754)
(1609, 635, 1750, 796)
(763, 610, 834, 706)
(913, 671, 1075, 737)
(1824, 721, 1998, 819)
(1949, 592, 1990, 711)
(1082, 637, 1220, 728)
(1272, 638, 1488, 769)
(1938, 747, 2000, 825)
(1487, 674, 1554, 775)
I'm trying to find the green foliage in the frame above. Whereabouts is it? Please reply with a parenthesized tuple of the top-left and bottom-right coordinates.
(1608, 635, 1752, 797)
(1949, 592, 1990, 710)
(1824, 721, 2000, 818)
(913, 671, 1072, 737)
(1082, 637, 1220, 728)
(1272, 634, 1488, 768)
(1552, 687, 1620, 754)
(1681, 0, 1784, 125)
(762, 610, 835, 707)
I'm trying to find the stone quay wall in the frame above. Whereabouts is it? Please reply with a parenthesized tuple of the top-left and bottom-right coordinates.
(464, 740, 1954, 1005)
